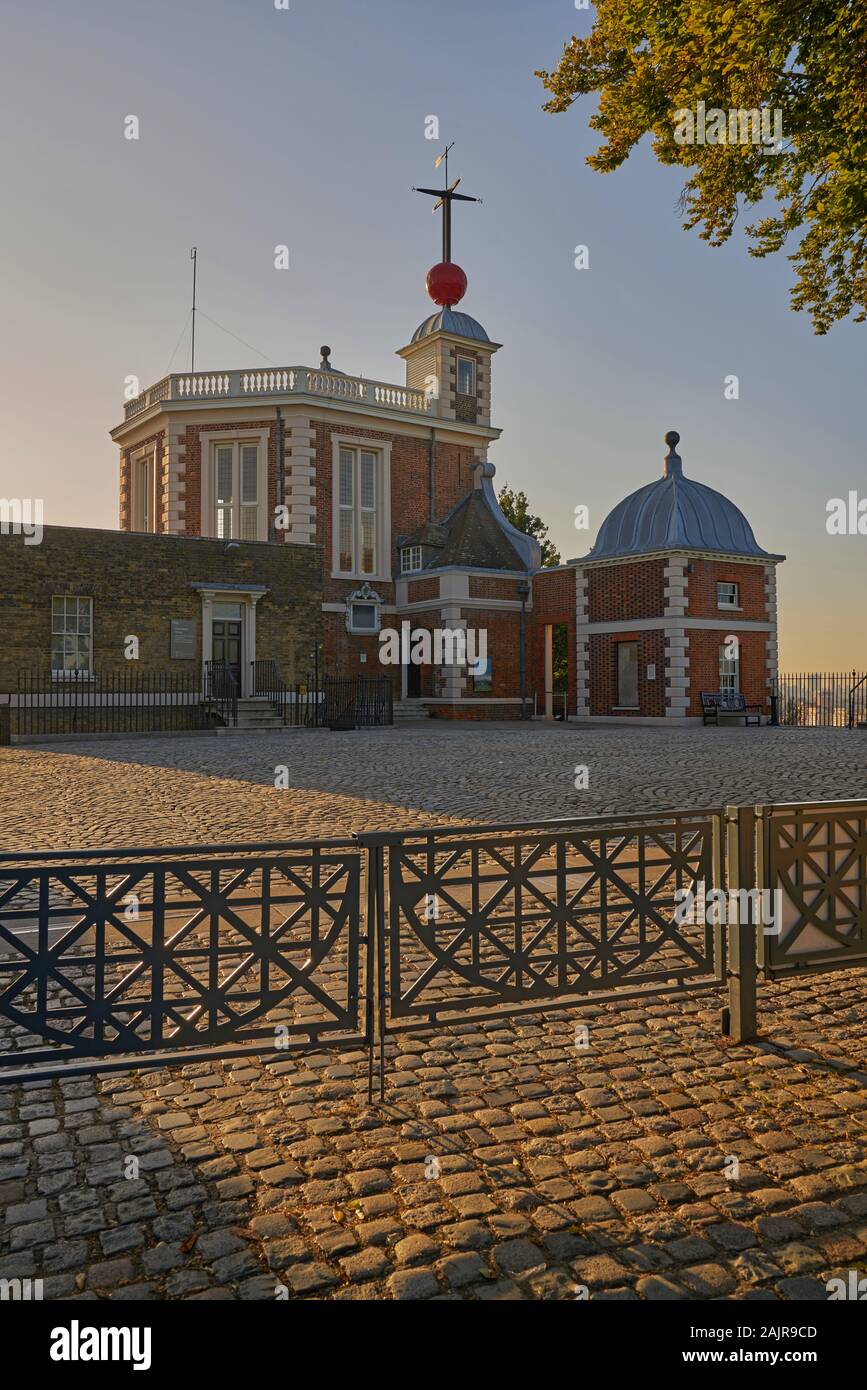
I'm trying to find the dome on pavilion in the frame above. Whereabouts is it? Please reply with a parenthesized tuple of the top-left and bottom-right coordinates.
(586, 432, 782, 561)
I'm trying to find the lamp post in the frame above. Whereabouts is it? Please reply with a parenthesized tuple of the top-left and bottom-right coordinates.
(517, 580, 530, 721)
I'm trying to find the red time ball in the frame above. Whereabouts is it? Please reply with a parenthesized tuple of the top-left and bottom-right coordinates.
(425, 261, 467, 308)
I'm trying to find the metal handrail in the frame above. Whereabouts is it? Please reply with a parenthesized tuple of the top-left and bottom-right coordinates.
(251, 658, 287, 721)
(203, 661, 238, 727)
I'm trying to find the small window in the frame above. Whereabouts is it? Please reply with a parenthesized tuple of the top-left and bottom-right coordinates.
(349, 602, 379, 634)
(472, 658, 492, 694)
(720, 646, 740, 692)
(51, 596, 93, 674)
(717, 581, 739, 608)
(401, 546, 422, 574)
(456, 355, 475, 396)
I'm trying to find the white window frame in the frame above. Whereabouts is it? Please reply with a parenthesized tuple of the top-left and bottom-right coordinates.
(331, 435, 392, 581)
(199, 430, 270, 542)
(51, 596, 93, 676)
(401, 545, 423, 574)
(348, 602, 380, 635)
(717, 581, 740, 609)
(719, 646, 740, 692)
(345, 584, 383, 636)
(130, 446, 157, 532)
(456, 354, 476, 397)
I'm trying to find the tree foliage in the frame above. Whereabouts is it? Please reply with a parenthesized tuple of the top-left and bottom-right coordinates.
(497, 484, 562, 567)
(537, 1, 867, 333)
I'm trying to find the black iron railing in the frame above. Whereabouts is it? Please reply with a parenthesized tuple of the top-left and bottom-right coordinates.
(203, 661, 238, 727)
(322, 675, 393, 728)
(250, 658, 287, 720)
(772, 671, 867, 728)
(11, 670, 208, 737)
(850, 673, 867, 730)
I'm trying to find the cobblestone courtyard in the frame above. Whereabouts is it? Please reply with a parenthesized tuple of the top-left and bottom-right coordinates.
(1, 723, 867, 1301)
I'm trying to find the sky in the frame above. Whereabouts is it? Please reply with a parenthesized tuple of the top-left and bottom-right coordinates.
(1, 0, 864, 670)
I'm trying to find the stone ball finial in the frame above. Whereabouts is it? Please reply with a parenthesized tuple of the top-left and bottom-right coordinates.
(320, 345, 332, 366)
(663, 429, 683, 478)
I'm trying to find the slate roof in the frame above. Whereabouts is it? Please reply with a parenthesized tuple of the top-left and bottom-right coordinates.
(583, 432, 784, 563)
(410, 309, 491, 344)
(402, 465, 541, 574)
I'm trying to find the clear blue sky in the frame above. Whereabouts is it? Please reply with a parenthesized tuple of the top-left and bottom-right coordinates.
(1, 0, 864, 667)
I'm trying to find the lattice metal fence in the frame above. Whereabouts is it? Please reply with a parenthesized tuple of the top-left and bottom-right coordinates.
(1, 801, 866, 1094)
(0, 839, 367, 1082)
(381, 811, 723, 1031)
(757, 801, 867, 977)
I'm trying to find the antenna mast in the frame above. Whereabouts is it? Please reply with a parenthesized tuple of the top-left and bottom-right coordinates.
(190, 247, 198, 373)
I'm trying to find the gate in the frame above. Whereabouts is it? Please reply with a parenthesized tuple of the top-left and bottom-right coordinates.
(0, 838, 368, 1084)
(379, 809, 723, 1029)
(756, 800, 867, 977)
(1, 800, 866, 1095)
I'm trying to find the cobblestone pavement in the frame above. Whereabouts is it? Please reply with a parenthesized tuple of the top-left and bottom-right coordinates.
(1, 724, 867, 1301)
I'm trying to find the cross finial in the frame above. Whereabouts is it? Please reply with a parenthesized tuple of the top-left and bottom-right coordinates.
(413, 144, 481, 263)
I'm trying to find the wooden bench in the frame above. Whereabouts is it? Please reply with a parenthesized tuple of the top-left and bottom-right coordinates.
(701, 691, 763, 727)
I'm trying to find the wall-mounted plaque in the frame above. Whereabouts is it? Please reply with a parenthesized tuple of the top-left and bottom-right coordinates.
(170, 619, 197, 660)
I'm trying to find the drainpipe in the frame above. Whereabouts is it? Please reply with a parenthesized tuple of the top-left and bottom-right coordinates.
(428, 427, 436, 522)
(518, 580, 530, 721)
(274, 405, 284, 544)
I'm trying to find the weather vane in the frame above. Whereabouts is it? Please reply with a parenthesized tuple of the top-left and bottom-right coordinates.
(413, 144, 482, 307)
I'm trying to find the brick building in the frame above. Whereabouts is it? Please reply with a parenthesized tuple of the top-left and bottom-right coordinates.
(532, 430, 784, 722)
(109, 252, 543, 716)
(1, 160, 784, 727)
(0, 527, 321, 734)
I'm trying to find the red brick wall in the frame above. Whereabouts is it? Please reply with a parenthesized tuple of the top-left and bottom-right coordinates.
(468, 576, 522, 600)
(589, 630, 666, 716)
(430, 702, 523, 721)
(687, 559, 767, 620)
(322, 610, 399, 690)
(466, 608, 521, 698)
(407, 577, 439, 603)
(687, 629, 770, 716)
(587, 559, 666, 622)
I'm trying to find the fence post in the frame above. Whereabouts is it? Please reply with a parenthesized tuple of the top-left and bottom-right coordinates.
(723, 804, 758, 1042)
(358, 831, 396, 1103)
(0, 700, 10, 747)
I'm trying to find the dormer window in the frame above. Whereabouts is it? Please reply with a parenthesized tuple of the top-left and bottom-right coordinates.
(400, 546, 423, 574)
(456, 355, 476, 397)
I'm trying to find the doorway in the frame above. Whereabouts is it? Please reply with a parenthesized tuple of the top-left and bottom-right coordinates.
(212, 605, 243, 691)
(406, 661, 422, 698)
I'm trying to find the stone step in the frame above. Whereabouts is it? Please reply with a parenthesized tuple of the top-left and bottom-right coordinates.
(393, 701, 430, 721)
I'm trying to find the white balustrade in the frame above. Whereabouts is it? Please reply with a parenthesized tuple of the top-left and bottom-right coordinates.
(125, 365, 434, 419)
